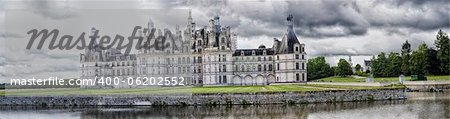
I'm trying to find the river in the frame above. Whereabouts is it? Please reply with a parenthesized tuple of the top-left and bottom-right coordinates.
(0, 92, 448, 119)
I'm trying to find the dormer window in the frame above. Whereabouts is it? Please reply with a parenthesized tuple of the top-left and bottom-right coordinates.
(252, 50, 255, 55)
(263, 50, 266, 55)
(241, 51, 244, 56)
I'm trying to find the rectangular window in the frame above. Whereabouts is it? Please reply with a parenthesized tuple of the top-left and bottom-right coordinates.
(223, 75, 227, 83)
(295, 54, 299, 59)
(296, 73, 300, 81)
(277, 63, 280, 70)
(302, 73, 306, 81)
(223, 65, 227, 72)
(302, 63, 305, 70)
(223, 55, 226, 62)
(296, 63, 299, 70)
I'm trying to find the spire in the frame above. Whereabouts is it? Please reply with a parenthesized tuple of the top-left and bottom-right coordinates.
(287, 14, 294, 31)
(188, 9, 193, 24)
(349, 56, 353, 66)
(148, 17, 154, 29)
(89, 27, 98, 46)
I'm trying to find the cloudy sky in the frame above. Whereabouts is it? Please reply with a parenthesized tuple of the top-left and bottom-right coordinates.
(0, 0, 449, 82)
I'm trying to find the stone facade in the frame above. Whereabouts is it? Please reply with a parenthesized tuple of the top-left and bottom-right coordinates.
(80, 12, 307, 87)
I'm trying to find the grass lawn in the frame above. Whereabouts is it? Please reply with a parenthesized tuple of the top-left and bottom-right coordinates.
(317, 75, 450, 83)
(0, 84, 404, 96)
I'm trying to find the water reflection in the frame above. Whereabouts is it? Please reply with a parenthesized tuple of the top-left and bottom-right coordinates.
(0, 92, 449, 119)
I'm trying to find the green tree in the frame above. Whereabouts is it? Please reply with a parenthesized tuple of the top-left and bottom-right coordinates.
(307, 56, 333, 80)
(331, 66, 337, 76)
(336, 59, 353, 77)
(410, 43, 429, 75)
(401, 40, 411, 75)
(435, 29, 450, 74)
(427, 48, 441, 75)
(354, 64, 362, 72)
(372, 52, 388, 77)
(386, 52, 402, 77)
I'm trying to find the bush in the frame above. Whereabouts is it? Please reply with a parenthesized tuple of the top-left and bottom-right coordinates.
(356, 71, 370, 77)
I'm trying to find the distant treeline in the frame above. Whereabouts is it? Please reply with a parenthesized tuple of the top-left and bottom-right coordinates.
(307, 29, 450, 80)
(371, 29, 449, 77)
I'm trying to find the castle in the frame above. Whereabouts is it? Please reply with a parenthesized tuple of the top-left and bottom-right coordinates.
(80, 12, 307, 88)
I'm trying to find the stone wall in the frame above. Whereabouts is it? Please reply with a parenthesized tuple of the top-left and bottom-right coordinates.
(0, 89, 406, 106)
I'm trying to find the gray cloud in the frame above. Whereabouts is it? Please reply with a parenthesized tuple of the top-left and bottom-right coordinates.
(166, 0, 449, 38)
(25, 0, 78, 20)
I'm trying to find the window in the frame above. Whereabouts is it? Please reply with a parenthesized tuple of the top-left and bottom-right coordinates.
(277, 55, 279, 60)
(223, 76, 227, 83)
(223, 65, 227, 72)
(258, 65, 262, 71)
(223, 55, 226, 61)
(295, 46, 299, 52)
(198, 56, 202, 63)
(296, 63, 299, 70)
(296, 73, 300, 81)
(302, 73, 305, 81)
(269, 64, 273, 71)
(295, 54, 299, 59)
(277, 63, 280, 70)
(258, 57, 261, 61)
(302, 63, 305, 70)
(302, 55, 305, 59)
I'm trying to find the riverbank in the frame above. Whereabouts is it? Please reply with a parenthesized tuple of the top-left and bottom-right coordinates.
(0, 84, 405, 96)
(317, 75, 450, 83)
(0, 85, 406, 106)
